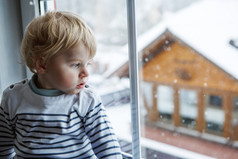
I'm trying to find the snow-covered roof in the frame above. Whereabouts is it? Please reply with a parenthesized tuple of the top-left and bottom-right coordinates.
(137, 0, 238, 79)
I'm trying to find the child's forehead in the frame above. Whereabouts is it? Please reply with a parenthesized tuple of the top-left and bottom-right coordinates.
(62, 46, 91, 60)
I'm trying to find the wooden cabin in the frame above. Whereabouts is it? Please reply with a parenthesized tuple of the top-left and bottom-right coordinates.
(111, 29, 238, 141)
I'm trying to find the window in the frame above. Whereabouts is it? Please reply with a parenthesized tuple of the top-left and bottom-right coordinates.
(179, 89, 197, 129)
(141, 82, 153, 109)
(232, 96, 238, 140)
(157, 85, 174, 124)
(39, 0, 56, 15)
(209, 95, 222, 108)
(35, 0, 238, 158)
(205, 94, 224, 135)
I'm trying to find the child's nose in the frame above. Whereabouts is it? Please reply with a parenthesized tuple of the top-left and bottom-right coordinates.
(79, 66, 89, 78)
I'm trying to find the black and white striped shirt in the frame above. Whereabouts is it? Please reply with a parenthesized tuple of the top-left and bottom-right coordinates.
(0, 79, 122, 159)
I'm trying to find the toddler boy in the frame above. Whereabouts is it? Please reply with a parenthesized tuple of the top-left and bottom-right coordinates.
(0, 11, 122, 159)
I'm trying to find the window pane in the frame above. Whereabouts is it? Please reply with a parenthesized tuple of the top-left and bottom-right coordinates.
(40, 0, 238, 158)
(142, 82, 153, 109)
(232, 97, 238, 140)
(204, 95, 224, 135)
(138, 0, 238, 158)
(233, 97, 238, 126)
(157, 85, 174, 124)
(179, 89, 197, 129)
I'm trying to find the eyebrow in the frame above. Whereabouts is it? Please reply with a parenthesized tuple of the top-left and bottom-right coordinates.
(67, 58, 83, 62)
(67, 58, 93, 63)
(65, 52, 83, 61)
(64, 51, 93, 62)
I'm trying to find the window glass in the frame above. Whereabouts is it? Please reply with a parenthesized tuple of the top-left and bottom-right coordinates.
(39, 0, 238, 158)
(209, 95, 222, 108)
(204, 94, 224, 135)
(179, 89, 197, 129)
(141, 82, 153, 109)
(233, 97, 238, 126)
(232, 96, 238, 140)
(157, 85, 174, 124)
(138, 0, 238, 158)
(39, 0, 55, 15)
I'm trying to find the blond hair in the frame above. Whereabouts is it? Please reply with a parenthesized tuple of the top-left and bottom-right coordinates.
(21, 11, 96, 73)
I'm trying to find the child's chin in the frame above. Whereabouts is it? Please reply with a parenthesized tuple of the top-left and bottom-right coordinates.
(66, 88, 82, 95)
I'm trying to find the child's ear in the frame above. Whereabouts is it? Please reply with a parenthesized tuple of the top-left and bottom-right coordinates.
(35, 57, 47, 74)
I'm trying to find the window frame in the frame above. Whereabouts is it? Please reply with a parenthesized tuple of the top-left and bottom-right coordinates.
(126, 0, 142, 158)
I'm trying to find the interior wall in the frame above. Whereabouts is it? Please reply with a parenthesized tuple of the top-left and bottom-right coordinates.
(0, 0, 26, 93)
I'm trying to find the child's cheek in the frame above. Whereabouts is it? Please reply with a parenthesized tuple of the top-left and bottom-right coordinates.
(61, 72, 76, 88)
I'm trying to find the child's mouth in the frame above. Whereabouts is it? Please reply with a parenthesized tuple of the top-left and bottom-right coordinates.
(77, 82, 86, 88)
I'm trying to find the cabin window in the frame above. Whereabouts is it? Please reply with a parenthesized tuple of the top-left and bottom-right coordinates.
(157, 85, 174, 123)
(204, 94, 224, 135)
(141, 82, 153, 109)
(232, 96, 238, 140)
(179, 89, 197, 129)
(209, 95, 222, 108)
(232, 97, 238, 127)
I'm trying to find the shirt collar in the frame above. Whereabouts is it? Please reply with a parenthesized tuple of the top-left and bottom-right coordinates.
(29, 74, 64, 97)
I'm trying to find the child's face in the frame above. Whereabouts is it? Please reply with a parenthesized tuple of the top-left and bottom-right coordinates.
(41, 44, 92, 94)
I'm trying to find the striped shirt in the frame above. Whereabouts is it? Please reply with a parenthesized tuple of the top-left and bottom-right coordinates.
(0, 78, 122, 159)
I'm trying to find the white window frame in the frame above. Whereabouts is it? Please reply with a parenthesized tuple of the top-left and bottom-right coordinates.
(126, 0, 141, 158)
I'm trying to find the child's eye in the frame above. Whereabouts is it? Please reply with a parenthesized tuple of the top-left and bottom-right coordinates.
(71, 63, 82, 68)
(87, 62, 92, 67)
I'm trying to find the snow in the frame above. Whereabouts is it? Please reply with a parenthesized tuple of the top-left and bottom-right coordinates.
(89, 76, 130, 96)
(92, 45, 128, 79)
(106, 104, 131, 139)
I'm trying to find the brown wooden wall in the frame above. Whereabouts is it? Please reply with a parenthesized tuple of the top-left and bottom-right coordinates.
(142, 42, 238, 93)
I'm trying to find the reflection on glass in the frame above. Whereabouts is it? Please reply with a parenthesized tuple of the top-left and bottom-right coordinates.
(179, 89, 197, 129)
(205, 95, 224, 135)
(157, 85, 174, 123)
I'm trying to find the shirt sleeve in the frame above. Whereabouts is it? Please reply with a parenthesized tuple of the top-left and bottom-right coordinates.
(83, 93, 122, 159)
(0, 94, 15, 159)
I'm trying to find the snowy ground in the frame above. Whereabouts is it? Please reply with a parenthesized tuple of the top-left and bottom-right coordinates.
(106, 104, 216, 159)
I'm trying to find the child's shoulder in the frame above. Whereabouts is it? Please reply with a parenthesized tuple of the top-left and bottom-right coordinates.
(81, 84, 100, 100)
(77, 84, 102, 117)
(83, 84, 97, 95)
(3, 79, 29, 96)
